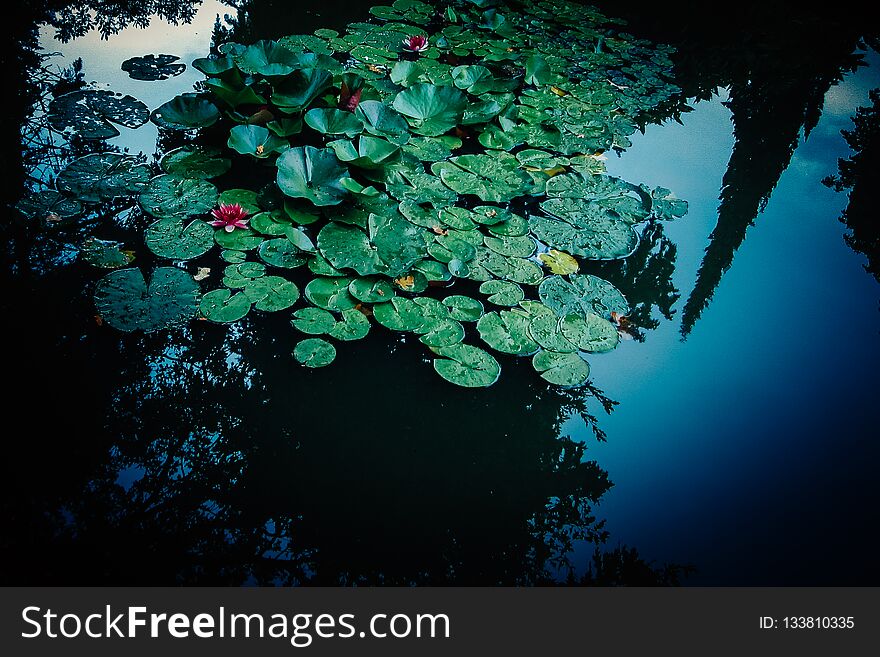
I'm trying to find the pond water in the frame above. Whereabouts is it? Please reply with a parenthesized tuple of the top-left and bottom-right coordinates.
(3, 0, 877, 585)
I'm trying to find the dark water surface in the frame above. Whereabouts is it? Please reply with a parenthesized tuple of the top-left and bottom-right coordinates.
(2, 0, 878, 585)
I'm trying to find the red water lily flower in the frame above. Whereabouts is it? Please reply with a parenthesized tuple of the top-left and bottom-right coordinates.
(402, 35, 429, 52)
(209, 203, 250, 232)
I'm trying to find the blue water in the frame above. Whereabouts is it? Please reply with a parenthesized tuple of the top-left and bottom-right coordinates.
(582, 56, 880, 584)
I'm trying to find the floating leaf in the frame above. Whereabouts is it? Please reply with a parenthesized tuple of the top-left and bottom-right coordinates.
(330, 308, 371, 341)
(432, 152, 532, 202)
(538, 274, 629, 320)
(145, 218, 214, 260)
(161, 146, 231, 179)
(292, 307, 337, 335)
(477, 310, 540, 355)
(215, 227, 264, 251)
(258, 237, 307, 268)
(277, 146, 349, 206)
(121, 54, 185, 81)
(305, 108, 364, 137)
(392, 83, 467, 136)
(479, 280, 524, 306)
(538, 249, 579, 274)
(524, 55, 551, 86)
(532, 350, 590, 387)
(200, 288, 252, 323)
(432, 343, 500, 388)
(139, 175, 218, 219)
(528, 312, 577, 353)
(218, 189, 261, 214)
(243, 276, 300, 311)
(80, 238, 135, 269)
(94, 267, 199, 332)
(419, 317, 465, 347)
(15, 190, 82, 224)
(305, 277, 357, 311)
(151, 93, 220, 130)
(271, 68, 334, 111)
(293, 338, 337, 368)
(228, 124, 290, 158)
(56, 154, 151, 203)
(48, 90, 149, 139)
(443, 295, 484, 322)
(349, 277, 395, 303)
(559, 313, 619, 352)
(372, 297, 425, 332)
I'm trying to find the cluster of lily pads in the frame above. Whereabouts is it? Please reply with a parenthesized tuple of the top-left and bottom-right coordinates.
(20, 0, 687, 388)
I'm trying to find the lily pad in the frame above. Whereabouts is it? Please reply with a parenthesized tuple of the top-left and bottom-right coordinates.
(48, 90, 149, 139)
(258, 238, 307, 268)
(419, 317, 465, 347)
(527, 312, 577, 353)
(139, 175, 219, 219)
(94, 267, 199, 332)
(200, 288, 252, 323)
(80, 238, 135, 269)
(559, 313, 620, 352)
(330, 308, 371, 341)
(121, 54, 186, 81)
(145, 217, 214, 260)
(293, 338, 337, 368)
(277, 146, 349, 206)
(292, 307, 337, 335)
(392, 83, 467, 136)
(349, 277, 395, 303)
(432, 343, 500, 388)
(15, 189, 82, 224)
(532, 350, 590, 387)
(215, 228, 264, 251)
(355, 100, 411, 144)
(56, 154, 151, 203)
(477, 310, 540, 356)
(538, 274, 629, 320)
(243, 276, 300, 311)
(479, 280, 524, 306)
(304, 277, 357, 310)
(305, 108, 364, 137)
(151, 93, 220, 130)
(228, 125, 290, 158)
(218, 189, 261, 215)
(161, 146, 231, 179)
(432, 152, 532, 202)
(443, 295, 484, 322)
(372, 297, 425, 332)
(271, 68, 334, 111)
(538, 249, 579, 275)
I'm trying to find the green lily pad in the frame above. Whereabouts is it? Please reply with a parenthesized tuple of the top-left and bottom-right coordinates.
(145, 218, 214, 260)
(559, 313, 620, 352)
(528, 312, 577, 353)
(192, 55, 235, 76)
(215, 228, 264, 251)
(200, 288, 252, 323)
(271, 68, 334, 111)
(484, 234, 536, 257)
(349, 277, 395, 303)
(432, 343, 500, 388)
(305, 108, 364, 137)
(432, 152, 532, 202)
(237, 39, 302, 76)
(228, 124, 290, 158)
(94, 267, 199, 332)
(330, 308, 371, 341)
(243, 275, 300, 311)
(419, 317, 465, 347)
(479, 280, 524, 306)
(534, 199, 638, 259)
(277, 146, 349, 206)
(80, 238, 135, 269)
(251, 211, 291, 236)
(218, 189, 261, 215)
(532, 350, 590, 387)
(121, 54, 185, 81)
(151, 93, 220, 130)
(305, 277, 357, 310)
(161, 146, 231, 179)
(392, 83, 467, 136)
(538, 274, 629, 320)
(56, 154, 151, 203)
(15, 189, 82, 224)
(223, 262, 266, 288)
(477, 310, 540, 356)
(355, 100, 411, 145)
(372, 297, 425, 332)
(328, 135, 400, 168)
(258, 238, 307, 268)
(293, 338, 337, 368)
(139, 175, 219, 219)
(443, 295, 484, 322)
(451, 65, 495, 94)
(48, 90, 149, 139)
(317, 223, 382, 275)
(292, 307, 337, 335)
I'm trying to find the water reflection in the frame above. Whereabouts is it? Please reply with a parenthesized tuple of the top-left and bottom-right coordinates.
(595, 2, 879, 335)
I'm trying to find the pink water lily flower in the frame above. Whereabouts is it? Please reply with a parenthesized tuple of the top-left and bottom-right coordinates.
(209, 203, 250, 232)
(402, 35, 429, 52)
